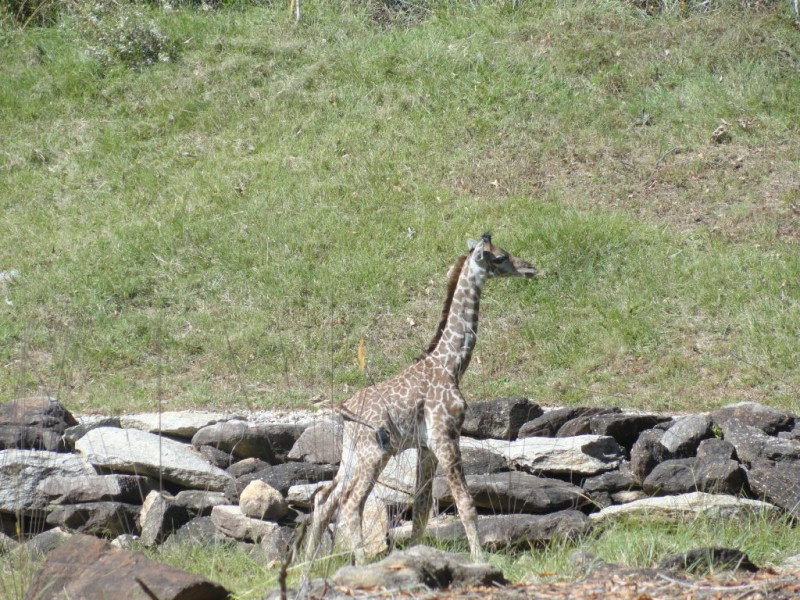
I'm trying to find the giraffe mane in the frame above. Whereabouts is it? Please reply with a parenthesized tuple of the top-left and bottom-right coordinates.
(417, 251, 471, 360)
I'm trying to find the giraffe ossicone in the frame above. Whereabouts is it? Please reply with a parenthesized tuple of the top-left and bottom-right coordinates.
(305, 236, 537, 565)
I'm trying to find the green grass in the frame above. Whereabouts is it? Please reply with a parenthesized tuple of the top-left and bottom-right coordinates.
(2, 1, 798, 415)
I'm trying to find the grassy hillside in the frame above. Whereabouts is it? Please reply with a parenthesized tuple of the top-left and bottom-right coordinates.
(1, 1, 798, 415)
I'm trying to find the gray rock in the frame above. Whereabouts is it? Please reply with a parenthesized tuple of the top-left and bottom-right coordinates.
(23, 527, 72, 557)
(0, 530, 19, 553)
(590, 413, 672, 449)
(659, 547, 759, 573)
(286, 420, 343, 464)
(0, 397, 77, 452)
(519, 407, 621, 439)
(462, 435, 624, 476)
(397, 511, 588, 550)
(139, 491, 193, 546)
(164, 516, 233, 548)
(718, 419, 800, 465)
(0, 450, 96, 515)
(64, 416, 121, 446)
(37, 474, 156, 505)
(556, 416, 593, 437)
(589, 492, 777, 524)
(461, 397, 543, 440)
(226, 457, 270, 478)
(173, 490, 228, 515)
(229, 462, 337, 500)
(75, 427, 233, 491)
(746, 460, 800, 518)
(192, 421, 306, 464)
(438, 445, 509, 477)
(23, 533, 231, 600)
(582, 467, 638, 494)
(433, 472, 587, 513)
(696, 438, 737, 461)
(643, 457, 744, 496)
(630, 429, 671, 484)
(660, 414, 713, 456)
(45, 502, 140, 537)
(110, 533, 139, 549)
(199, 444, 236, 469)
(713, 402, 794, 435)
(255, 526, 294, 563)
(330, 545, 506, 591)
(210, 505, 282, 543)
(120, 411, 234, 439)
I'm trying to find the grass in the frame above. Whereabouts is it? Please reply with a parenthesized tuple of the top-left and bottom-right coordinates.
(1, 1, 797, 415)
(1, 0, 799, 597)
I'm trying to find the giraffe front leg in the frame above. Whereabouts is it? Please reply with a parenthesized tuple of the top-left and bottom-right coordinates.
(410, 448, 437, 546)
(429, 432, 484, 562)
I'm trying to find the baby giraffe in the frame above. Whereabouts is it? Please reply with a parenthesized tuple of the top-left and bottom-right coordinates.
(305, 234, 537, 564)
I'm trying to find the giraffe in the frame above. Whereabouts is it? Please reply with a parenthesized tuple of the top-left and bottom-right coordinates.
(304, 234, 537, 565)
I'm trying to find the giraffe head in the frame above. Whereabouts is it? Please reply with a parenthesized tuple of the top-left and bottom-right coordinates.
(467, 233, 537, 278)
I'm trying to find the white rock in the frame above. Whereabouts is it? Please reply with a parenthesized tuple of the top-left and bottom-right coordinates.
(461, 435, 624, 475)
(75, 427, 232, 491)
(588, 492, 778, 523)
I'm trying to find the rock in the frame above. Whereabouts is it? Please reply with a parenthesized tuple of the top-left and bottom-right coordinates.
(64, 416, 121, 446)
(286, 482, 324, 509)
(45, 502, 140, 537)
(433, 472, 587, 514)
(173, 490, 228, 515)
(588, 492, 778, 524)
(746, 460, 800, 517)
(287, 419, 343, 464)
(659, 414, 713, 456)
(582, 467, 638, 494)
(75, 427, 232, 491)
(199, 444, 237, 469)
(330, 545, 506, 591)
(630, 429, 671, 484)
(139, 491, 193, 546)
(590, 412, 671, 449)
(256, 526, 294, 563)
(461, 435, 624, 476)
(23, 533, 231, 600)
(0, 397, 77, 452)
(696, 438, 737, 461)
(556, 416, 593, 437)
(453, 445, 510, 476)
(0, 450, 95, 515)
(192, 421, 305, 464)
(23, 527, 72, 557)
(713, 402, 794, 435)
(120, 411, 234, 439)
(37, 474, 156, 505)
(228, 462, 337, 500)
(110, 534, 138, 550)
(394, 511, 588, 550)
(611, 490, 648, 504)
(239, 480, 288, 521)
(0, 530, 19, 553)
(461, 397, 543, 440)
(659, 547, 759, 573)
(164, 516, 233, 548)
(226, 457, 270, 478)
(718, 419, 800, 465)
(376, 448, 417, 494)
(643, 458, 744, 496)
(519, 407, 621, 439)
(210, 505, 282, 542)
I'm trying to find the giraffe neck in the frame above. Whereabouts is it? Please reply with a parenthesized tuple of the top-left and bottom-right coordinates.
(431, 255, 486, 381)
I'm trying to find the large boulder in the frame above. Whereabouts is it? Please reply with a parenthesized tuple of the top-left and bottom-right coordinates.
(0, 450, 95, 515)
(37, 474, 156, 505)
(461, 397, 543, 440)
(717, 419, 800, 465)
(518, 407, 621, 439)
(120, 411, 234, 439)
(23, 533, 231, 600)
(0, 397, 78, 452)
(713, 402, 794, 435)
(287, 419, 343, 464)
(659, 414, 713, 456)
(746, 460, 800, 518)
(462, 435, 624, 476)
(433, 472, 587, 514)
(75, 427, 232, 491)
(45, 502, 140, 537)
(192, 420, 305, 464)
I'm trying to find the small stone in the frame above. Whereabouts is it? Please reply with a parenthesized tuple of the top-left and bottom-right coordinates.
(239, 480, 288, 521)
